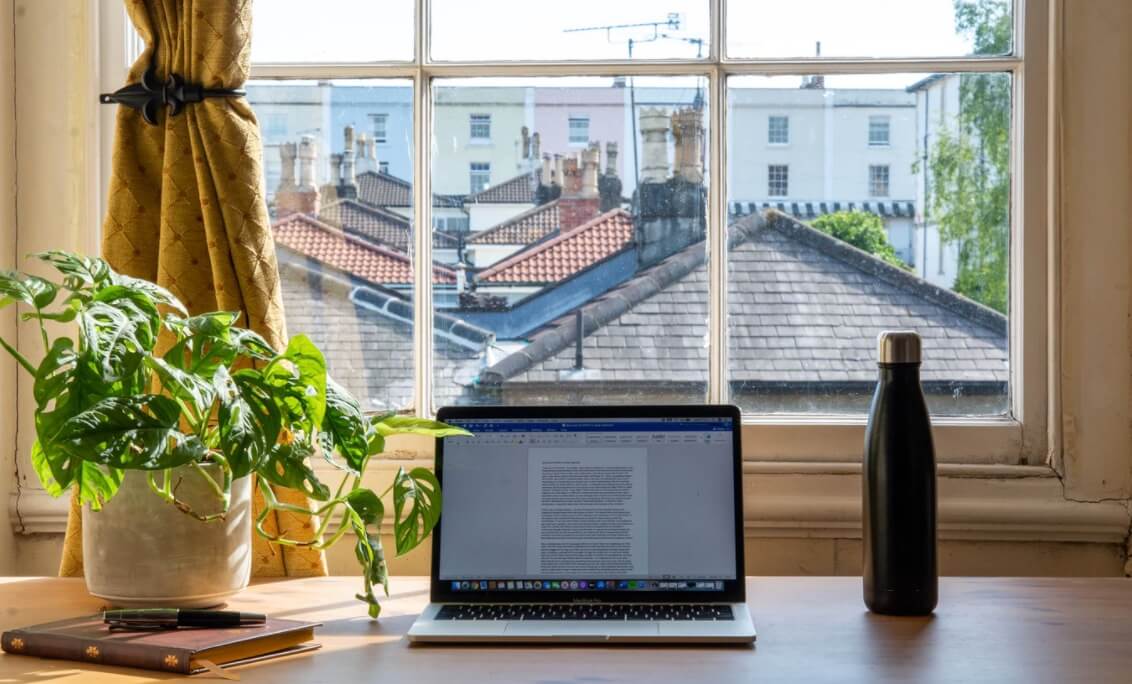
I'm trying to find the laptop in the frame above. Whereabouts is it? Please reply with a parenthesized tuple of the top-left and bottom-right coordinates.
(408, 404, 756, 644)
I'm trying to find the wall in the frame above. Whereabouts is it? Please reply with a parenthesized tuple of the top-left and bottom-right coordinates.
(0, 0, 16, 574)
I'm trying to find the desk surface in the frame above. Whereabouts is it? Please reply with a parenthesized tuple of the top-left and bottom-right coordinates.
(1, 576, 1130, 683)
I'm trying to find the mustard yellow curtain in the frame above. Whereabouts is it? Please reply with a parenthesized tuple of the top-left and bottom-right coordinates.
(59, 0, 326, 578)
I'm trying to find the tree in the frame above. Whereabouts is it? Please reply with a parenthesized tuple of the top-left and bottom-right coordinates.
(811, 211, 909, 270)
(927, 0, 1012, 313)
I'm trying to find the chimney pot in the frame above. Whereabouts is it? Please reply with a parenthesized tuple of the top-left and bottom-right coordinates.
(639, 108, 671, 183)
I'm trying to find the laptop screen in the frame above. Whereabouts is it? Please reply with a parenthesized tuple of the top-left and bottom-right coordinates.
(435, 415, 738, 597)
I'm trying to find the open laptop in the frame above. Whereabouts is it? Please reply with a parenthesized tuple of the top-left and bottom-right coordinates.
(408, 404, 755, 644)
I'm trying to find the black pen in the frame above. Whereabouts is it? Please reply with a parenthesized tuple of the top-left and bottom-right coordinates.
(103, 609, 267, 630)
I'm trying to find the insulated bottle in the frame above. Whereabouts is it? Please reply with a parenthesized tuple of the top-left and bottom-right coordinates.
(863, 330, 937, 615)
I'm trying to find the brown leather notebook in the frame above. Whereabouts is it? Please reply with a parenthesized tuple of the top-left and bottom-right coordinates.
(1, 614, 320, 674)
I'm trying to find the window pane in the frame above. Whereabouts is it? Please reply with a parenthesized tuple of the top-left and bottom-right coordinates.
(726, 73, 1012, 415)
(250, 0, 413, 63)
(431, 1, 709, 61)
(432, 77, 710, 407)
(248, 79, 420, 412)
(727, 0, 1013, 59)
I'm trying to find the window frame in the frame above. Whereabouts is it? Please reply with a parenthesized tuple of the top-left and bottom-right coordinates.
(370, 112, 389, 144)
(767, 163, 789, 197)
(568, 115, 590, 146)
(468, 113, 492, 142)
(767, 114, 789, 145)
(469, 161, 491, 194)
(216, 0, 1048, 466)
(868, 114, 891, 146)
(868, 163, 890, 197)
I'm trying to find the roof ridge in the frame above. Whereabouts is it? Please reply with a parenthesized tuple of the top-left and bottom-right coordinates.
(476, 208, 630, 281)
(322, 197, 412, 227)
(467, 199, 560, 244)
(757, 210, 1006, 335)
(465, 169, 537, 202)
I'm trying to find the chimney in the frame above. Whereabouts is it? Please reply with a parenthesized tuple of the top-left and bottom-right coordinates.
(671, 108, 704, 184)
(339, 126, 358, 199)
(535, 152, 562, 205)
(521, 126, 531, 159)
(598, 141, 622, 212)
(531, 132, 541, 162)
(277, 136, 320, 216)
(456, 262, 468, 295)
(580, 143, 600, 198)
(323, 153, 344, 202)
(558, 152, 601, 231)
(632, 110, 705, 269)
(639, 108, 671, 183)
(355, 133, 373, 175)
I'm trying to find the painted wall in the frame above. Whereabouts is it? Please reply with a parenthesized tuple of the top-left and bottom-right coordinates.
(432, 87, 532, 196)
(0, 0, 15, 575)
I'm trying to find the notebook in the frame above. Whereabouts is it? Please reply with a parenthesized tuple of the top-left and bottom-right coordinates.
(1, 614, 320, 674)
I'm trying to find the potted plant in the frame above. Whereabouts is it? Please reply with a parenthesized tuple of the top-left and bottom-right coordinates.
(0, 251, 466, 617)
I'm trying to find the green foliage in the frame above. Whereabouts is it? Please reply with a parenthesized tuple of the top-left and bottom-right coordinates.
(926, 0, 1012, 313)
(0, 251, 469, 618)
(810, 211, 910, 270)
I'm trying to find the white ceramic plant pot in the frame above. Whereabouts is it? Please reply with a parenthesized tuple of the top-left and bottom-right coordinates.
(82, 464, 252, 608)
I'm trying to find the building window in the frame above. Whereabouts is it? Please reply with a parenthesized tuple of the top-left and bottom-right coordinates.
(869, 115, 891, 146)
(869, 164, 890, 197)
(469, 114, 491, 141)
(568, 116, 590, 145)
(767, 115, 789, 145)
(469, 162, 491, 194)
(370, 113, 388, 144)
(767, 164, 789, 197)
(379, 161, 390, 174)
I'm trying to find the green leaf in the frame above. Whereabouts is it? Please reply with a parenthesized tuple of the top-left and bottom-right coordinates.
(346, 487, 384, 526)
(230, 327, 277, 361)
(263, 335, 327, 435)
(109, 273, 187, 316)
(392, 466, 441, 556)
(259, 441, 331, 501)
(374, 415, 471, 439)
(74, 461, 125, 511)
(218, 368, 282, 478)
(0, 272, 58, 309)
(30, 441, 67, 497)
(53, 395, 203, 470)
(319, 379, 369, 473)
(33, 338, 77, 409)
(34, 251, 111, 291)
(146, 355, 216, 416)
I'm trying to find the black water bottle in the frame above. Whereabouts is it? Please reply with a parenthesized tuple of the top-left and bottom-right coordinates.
(863, 330, 937, 615)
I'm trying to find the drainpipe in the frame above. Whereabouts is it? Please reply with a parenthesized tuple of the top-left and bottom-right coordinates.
(574, 309, 584, 370)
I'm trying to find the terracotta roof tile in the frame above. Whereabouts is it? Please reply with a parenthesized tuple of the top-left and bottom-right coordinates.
(476, 209, 633, 284)
(465, 171, 538, 204)
(468, 201, 560, 245)
(356, 171, 462, 208)
(319, 199, 458, 251)
(273, 213, 455, 285)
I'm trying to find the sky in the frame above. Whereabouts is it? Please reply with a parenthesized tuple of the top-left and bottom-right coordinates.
(249, 0, 1009, 89)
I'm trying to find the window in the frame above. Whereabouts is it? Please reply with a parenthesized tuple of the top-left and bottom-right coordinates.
(469, 114, 491, 142)
(469, 162, 491, 194)
(767, 164, 789, 196)
(240, 0, 1046, 466)
(371, 113, 388, 144)
(767, 115, 789, 145)
(869, 164, 890, 197)
(869, 115, 890, 146)
(379, 161, 390, 174)
(568, 116, 590, 145)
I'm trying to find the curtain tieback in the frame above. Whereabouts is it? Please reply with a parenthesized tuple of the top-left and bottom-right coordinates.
(99, 64, 245, 125)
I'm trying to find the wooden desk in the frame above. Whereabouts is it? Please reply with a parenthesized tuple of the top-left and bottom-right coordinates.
(1, 576, 1130, 683)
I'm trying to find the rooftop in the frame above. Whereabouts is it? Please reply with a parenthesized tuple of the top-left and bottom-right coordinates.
(481, 210, 1006, 388)
(475, 208, 633, 285)
(356, 170, 463, 209)
(272, 213, 456, 286)
(465, 170, 538, 204)
(319, 199, 459, 251)
(467, 200, 560, 246)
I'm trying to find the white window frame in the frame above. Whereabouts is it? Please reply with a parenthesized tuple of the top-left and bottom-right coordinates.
(370, 113, 389, 144)
(568, 115, 590, 145)
(379, 160, 390, 174)
(63, 0, 1051, 474)
(767, 164, 789, 197)
(868, 114, 891, 146)
(469, 113, 491, 142)
(868, 164, 890, 197)
(767, 114, 789, 145)
(469, 162, 490, 194)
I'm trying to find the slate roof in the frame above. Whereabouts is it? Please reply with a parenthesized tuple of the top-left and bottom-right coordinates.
(272, 213, 456, 286)
(277, 258, 490, 409)
(465, 170, 538, 204)
(319, 199, 459, 251)
(356, 170, 463, 209)
(480, 210, 1007, 387)
(475, 209, 633, 285)
(467, 200, 560, 246)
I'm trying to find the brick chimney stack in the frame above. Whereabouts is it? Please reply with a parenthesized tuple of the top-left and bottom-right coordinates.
(671, 108, 704, 184)
(558, 150, 601, 231)
(639, 108, 671, 183)
(277, 135, 320, 216)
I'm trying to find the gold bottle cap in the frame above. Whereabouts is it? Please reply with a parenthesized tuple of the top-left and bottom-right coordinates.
(877, 330, 922, 364)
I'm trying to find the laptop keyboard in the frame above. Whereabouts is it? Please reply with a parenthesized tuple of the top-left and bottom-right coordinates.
(435, 604, 734, 621)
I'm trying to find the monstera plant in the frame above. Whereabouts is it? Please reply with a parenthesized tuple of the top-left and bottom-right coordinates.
(0, 251, 466, 617)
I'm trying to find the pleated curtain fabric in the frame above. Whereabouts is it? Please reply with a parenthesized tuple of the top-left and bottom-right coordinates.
(58, 0, 327, 578)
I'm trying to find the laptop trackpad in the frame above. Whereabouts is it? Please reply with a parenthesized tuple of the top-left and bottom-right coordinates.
(504, 622, 659, 638)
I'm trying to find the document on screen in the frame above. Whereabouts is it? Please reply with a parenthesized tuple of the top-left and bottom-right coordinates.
(525, 447, 649, 576)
